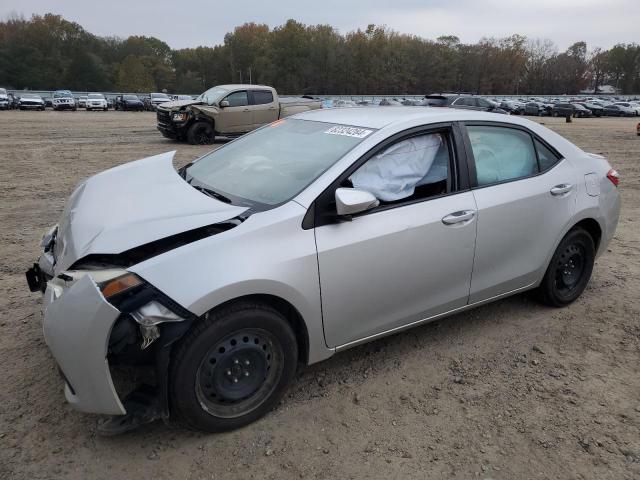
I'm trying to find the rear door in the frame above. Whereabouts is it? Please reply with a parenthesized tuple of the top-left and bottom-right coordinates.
(250, 89, 278, 128)
(314, 124, 478, 348)
(462, 122, 577, 303)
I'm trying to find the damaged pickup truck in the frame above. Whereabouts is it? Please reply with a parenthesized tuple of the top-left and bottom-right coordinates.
(27, 108, 619, 434)
(156, 84, 321, 144)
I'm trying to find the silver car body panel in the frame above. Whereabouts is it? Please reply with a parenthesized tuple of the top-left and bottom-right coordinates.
(130, 201, 333, 364)
(42, 275, 125, 415)
(53, 151, 247, 275)
(35, 107, 620, 415)
(468, 158, 579, 303)
(316, 191, 478, 347)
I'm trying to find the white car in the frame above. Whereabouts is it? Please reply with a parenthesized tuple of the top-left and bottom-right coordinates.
(0, 87, 8, 110)
(27, 108, 620, 434)
(86, 93, 108, 111)
(52, 90, 77, 111)
(614, 102, 640, 116)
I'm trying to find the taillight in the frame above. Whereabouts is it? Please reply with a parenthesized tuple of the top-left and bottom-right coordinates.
(607, 168, 620, 187)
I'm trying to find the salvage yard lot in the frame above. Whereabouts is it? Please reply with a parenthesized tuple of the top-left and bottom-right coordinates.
(0, 110, 639, 479)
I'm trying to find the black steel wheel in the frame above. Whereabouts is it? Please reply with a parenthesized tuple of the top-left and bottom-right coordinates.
(195, 328, 282, 419)
(170, 301, 298, 432)
(187, 121, 215, 145)
(537, 227, 595, 307)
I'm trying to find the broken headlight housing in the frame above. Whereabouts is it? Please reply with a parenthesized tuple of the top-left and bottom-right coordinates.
(130, 301, 184, 349)
(96, 272, 186, 351)
(172, 112, 189, 122)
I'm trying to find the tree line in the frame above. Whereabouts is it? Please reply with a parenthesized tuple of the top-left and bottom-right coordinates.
(1, 14, 639, 95)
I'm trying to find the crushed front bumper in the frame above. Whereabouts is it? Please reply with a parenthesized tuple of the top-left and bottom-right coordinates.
(42, 275, 126, 415)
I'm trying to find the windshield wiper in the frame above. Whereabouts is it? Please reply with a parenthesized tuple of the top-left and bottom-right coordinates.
(192, 184, 232, 204)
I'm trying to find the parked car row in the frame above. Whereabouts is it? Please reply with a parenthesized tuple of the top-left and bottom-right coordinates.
(0, 89, 196, 112)
(321, 94, 640, 119)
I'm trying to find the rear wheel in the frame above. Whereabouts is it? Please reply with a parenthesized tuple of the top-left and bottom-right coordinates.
(170, 301, 298, 432)
(537, 228, 595, 307)
(187, 121, 215, 145)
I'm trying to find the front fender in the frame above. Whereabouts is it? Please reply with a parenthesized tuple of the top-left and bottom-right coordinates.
(130, 202, 334, 365)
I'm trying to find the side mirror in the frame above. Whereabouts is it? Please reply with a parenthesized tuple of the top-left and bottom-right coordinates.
(335, 188, 379, 216)
(219, 100, 229, 108)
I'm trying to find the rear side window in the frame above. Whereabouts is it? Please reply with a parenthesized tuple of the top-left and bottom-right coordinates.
(252, 90, 274, 105)
(534, 139, 560, 171)
(467, 126, 538, 186)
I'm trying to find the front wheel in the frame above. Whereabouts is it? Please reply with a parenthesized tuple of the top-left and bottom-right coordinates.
(187, 121, 215, 144)
(170, 301, 298, 432)
(537, 228, 595, 307)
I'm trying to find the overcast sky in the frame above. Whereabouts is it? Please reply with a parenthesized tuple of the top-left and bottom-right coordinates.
(4, 0, 639, 50)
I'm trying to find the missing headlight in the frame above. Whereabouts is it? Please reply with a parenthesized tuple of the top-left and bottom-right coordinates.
(131, 301, 184, 350)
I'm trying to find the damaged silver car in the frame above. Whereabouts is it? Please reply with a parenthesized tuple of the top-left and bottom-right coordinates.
(27, 108, 620, 433)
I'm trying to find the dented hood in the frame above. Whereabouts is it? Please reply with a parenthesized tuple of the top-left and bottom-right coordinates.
(160, 99, 203, 110)
(53, 151, 247, 274)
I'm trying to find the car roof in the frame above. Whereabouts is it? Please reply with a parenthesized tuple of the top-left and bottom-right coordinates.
(216, 84, 273, 91)
(293, 106, 532, 130)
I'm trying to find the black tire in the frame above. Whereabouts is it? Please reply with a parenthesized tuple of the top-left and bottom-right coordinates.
(187, 121, 215, 145)
(537, 228, 595, 307)
(170, 301, 298, 432)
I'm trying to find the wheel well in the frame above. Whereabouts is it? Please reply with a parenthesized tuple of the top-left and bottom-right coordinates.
(193, 115, 214, 129)
(572, 218, 602, 251)
(206, 294, 310, 365)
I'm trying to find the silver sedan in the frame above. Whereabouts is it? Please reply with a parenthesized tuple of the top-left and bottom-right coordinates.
(27, 107, 620, 433)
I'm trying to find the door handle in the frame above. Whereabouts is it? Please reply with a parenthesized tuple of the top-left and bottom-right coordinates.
(243, 108, 250, 112)
(442, 210, 476, 225)
(550, 184, 574, 196)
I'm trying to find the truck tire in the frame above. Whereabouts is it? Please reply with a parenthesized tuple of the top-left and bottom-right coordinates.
(187, 121, 215, 145)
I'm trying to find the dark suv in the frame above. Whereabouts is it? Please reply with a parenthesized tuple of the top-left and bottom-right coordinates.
(449, 96, 507, 113)
(551, 103, 575, 117)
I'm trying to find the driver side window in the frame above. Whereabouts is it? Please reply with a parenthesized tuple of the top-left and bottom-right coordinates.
(224, 91, 249, 107)
(347, 132, 450, 204)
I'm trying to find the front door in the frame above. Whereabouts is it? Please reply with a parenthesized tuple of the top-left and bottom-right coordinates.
(314, 128, 477, 348)
(217, 90, 252, 134)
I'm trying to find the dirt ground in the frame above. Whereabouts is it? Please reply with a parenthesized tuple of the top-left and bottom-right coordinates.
(0, 110, 638, 480)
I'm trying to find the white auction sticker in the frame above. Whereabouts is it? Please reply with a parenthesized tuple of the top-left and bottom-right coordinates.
(324, 125, 373, 138)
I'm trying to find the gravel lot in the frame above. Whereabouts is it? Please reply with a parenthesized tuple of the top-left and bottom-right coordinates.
(0, 110, 638, 480)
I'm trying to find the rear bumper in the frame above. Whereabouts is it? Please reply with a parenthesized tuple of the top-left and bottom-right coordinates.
(42, 275, 126, 415)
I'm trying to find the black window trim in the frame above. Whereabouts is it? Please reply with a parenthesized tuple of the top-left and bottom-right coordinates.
(459, 120, 564, 190)
(303, 122, 471, 229)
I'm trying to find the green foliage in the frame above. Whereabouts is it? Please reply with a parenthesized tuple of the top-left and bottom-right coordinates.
(0, 14, 638, 94)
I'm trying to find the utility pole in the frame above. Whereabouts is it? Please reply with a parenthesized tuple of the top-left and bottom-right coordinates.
(248, 67, 252, 85)
(238, 70, 243, 83)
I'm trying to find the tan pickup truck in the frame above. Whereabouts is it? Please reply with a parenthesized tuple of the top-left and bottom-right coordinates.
(157, 84, 322, 144)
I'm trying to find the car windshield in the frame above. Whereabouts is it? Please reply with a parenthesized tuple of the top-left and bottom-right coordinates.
(185, 119, 375, 207)
(151, 93, 169, 99)
(22, 94, 39, 99)
(124, 95, 139, 101)
(197, 87, 229, 106)
(54, 92, 72, 98)
(88, 94, 104, 99)
(0, 88, 6, 94)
